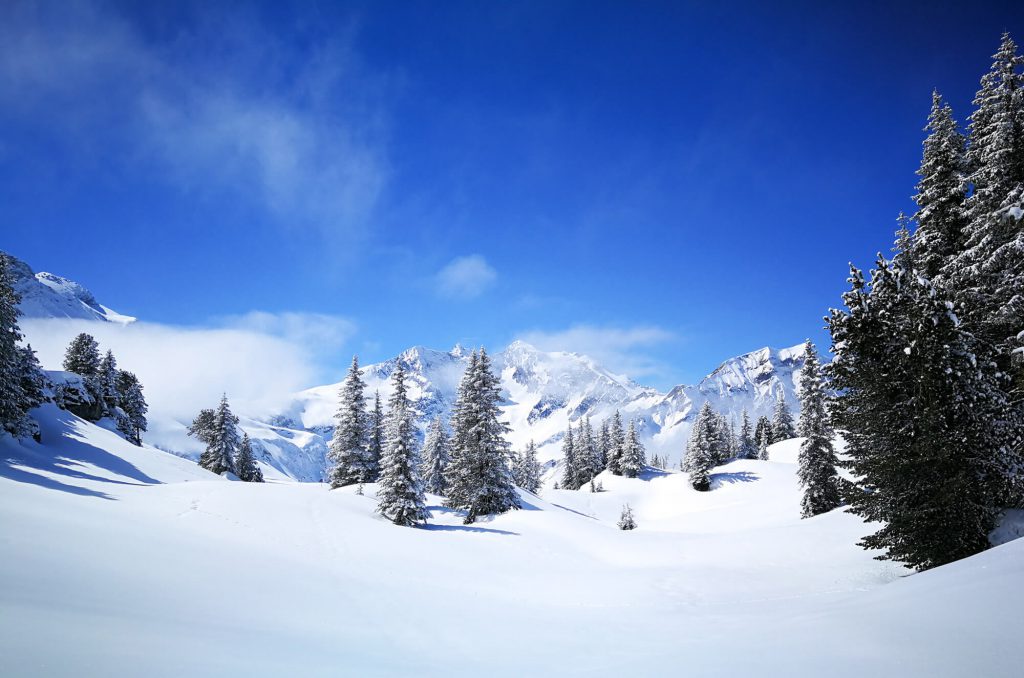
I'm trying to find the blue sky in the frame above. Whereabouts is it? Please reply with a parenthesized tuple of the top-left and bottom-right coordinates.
(3, 1, 1022, 388)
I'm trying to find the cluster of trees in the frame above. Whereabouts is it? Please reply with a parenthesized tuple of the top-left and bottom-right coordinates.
(328, 348, 520, 526)
(188, 396, 264, 482)
(62, 333, 149, 445)
(828, 33, 1024, 570)
(682, 395, 795, 491)
(560, 410, 646, 490)
(0, 254, 46, 441)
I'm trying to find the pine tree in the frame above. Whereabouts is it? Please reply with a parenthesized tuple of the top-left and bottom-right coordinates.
(754, 416, 772, 459)
(618, 503, 637, 530)
(575, 417, 601, 487)
(420, 416, 451, 495)
(683, 402, 718, 491)
(63, 333, 101, 377)
(444, 348, 519, 523)
(560, 424, 578, 489)
(514, 440, 542, 494)
(829, 247, 1022, 570)
(188, 408, 217, 446)
(327, 356, 372, 488)
(619, 420, 646, 478)
(913, 90, 968, 278)
(198, 394, 240, 476)
(115, 370, 147, 446)
(597, 419, 610, 470)
(235, 433, 264, 483)
(607, 410, 626, 475)
(97, 349, 118, 413)
(0, 256, 45, 440)
(738, 410, 755, 459)
(376, 364, 429, 526)
(771, 391, 796, 442)
(367, 390, 385, 481)
(796, 340, 841, 517)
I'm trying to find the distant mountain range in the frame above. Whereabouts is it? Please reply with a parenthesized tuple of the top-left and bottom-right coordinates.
(7, 250, 805, 481)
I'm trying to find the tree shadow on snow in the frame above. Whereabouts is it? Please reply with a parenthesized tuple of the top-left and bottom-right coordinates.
(0, 410, 161, 499)
(711, 471, 759, 488)
(639, 467, 672, 481)
(422, 523, 519, 536)
(550, 503, 598, 520)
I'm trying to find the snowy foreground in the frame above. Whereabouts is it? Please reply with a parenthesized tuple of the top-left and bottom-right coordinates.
(2, 407, 1021, 677)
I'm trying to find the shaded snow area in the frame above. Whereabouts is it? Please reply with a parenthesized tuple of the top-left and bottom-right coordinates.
(2, 413, 1021, 677)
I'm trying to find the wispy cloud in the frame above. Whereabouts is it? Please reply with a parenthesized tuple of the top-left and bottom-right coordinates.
(21, 311, 357, 421)
(0, 2, 389, 241)
(516, 324, 677, 382)
(435, 254, 497, 299)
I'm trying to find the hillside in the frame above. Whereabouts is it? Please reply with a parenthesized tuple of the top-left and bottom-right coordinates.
(1, 410, 1020, 676)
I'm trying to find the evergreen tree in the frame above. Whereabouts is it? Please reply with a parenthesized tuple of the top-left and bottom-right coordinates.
(327, 356, 372, 488)
(607, 410, 626, 475)
(796, 340, 841, 517)
(560, 424, 578, 489)
(619, 420, 646, 478)
(367, 390, 385, 481)
(514, 440, 542, 494)
(738, 410, 755, 459)
(0, 256, 45, 440)
(188, 408, 217, 446)
(420, 416, 451, 495)
(618, 503, 637, 530)
(115, 370, 147, 446)
(597, 420, 610, 470)
(913, 90, 968, 278)
(771, 391, 796, 441)
(376, 364, 429, 526)
(444, 349, 519, 523)
(683, 402, 718, 491)
(829, 247, 1022, 570)
(63, 333, 101, 377)
(97, 349, 118, 413)
(235, 433, 264, 483)
(575, 417, 601, 487)
(198, 395, 240, 476)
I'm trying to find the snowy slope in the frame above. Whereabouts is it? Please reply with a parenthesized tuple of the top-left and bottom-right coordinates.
(2, 414, 1020, 676)
(269, 340, 806, 476)
(2, 250, 135, 323)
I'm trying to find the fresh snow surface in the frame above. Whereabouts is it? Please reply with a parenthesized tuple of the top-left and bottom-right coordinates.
(3, 414, 1021, 676)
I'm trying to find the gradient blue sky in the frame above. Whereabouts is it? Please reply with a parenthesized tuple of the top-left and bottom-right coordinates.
(3, 1, 1022, 387)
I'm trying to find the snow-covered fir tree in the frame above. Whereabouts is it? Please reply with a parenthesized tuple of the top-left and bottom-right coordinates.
(97, 349, 118, 413)
(913, 90, 968, 278)
(575, 417, 601, 487)
(560, 424, 578, 489)
(420, 416, 451, 495)
(738, 410, 755, 459)
(328, 356, 372, 488)
(198, 394, 241, 476)
(597, 419, 610, 470)
(368, 390, 384, 481)
(114, 370, 147, 446)
(514, 440, 542, 494)
(0, 255, 45, 440)
(444, 348, 519, 523)
(683, 402, 718, 491)
(376, 364, 429, 527)
(771, 391, 796, 442)
(618, 503, 637, 531)
(63, 332, 101, 378)
(754, 415, 773, 459)
(606, 410, 625, 475)
(619, 420, 646, 478)
(188, 408, 216, 446)
(796, 340, 841, 518)
(235, 433, 264, 483)
(829, 242, 1023, 570)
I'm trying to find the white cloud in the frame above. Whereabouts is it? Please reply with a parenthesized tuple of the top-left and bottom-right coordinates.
(435, 255, 497, 299)
(0, 2, 388, 239)
(516, 324, 676, 381)
(20, 312, 356, 422)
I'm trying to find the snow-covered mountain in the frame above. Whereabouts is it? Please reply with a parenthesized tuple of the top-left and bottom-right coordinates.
(2, 251, 135, 323)
(265, 340, 807, 479)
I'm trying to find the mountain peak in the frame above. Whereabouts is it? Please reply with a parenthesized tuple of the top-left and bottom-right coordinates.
(3, 251, 135, 324)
